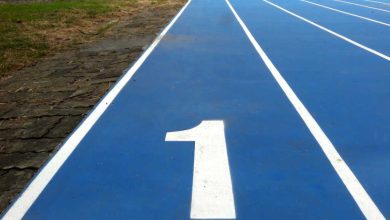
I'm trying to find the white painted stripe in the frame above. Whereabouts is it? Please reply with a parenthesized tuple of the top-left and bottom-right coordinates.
(364, 0, 390, 6)
(1, 0, 192, 219)
(301, 0, 390, 26)
(334, 0, 390, 12)
(225, 0, 385, 219)
(166, 121, 236, 219)
(263, 0, 390, 60)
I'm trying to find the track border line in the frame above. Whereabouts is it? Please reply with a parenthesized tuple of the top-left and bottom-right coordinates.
(1, 0, 192, 219)
(225, 0, 385, 219)
(364, 0, 390, 6)
(301, 0, 390, 26)
(263, 0, 389, 61)
(334, 0, 390, 13)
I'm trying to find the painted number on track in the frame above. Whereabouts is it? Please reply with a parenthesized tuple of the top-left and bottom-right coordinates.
(166, 120, 236, 219)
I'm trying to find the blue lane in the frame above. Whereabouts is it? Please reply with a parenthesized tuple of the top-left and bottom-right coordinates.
(345, 0, 390, 11)
(353, 0, 390, 8)
(353, 0, 390, 7)
(314, 0, 390, 23)
(18, 0, 366, 219)
(262, 0, 390, 55)
(230, 0, 390, 216)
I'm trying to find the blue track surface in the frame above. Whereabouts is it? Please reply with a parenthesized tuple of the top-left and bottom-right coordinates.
(3, 0, 389, 219)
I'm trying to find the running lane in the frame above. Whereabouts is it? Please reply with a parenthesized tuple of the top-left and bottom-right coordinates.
(313, 0, 390, 23)
(302, 0, 390, 23)
(357, 0, 390, 9)
(229, 0, 390, 217)
(262, 0, 390, 54)
(3, 0, 364, 219)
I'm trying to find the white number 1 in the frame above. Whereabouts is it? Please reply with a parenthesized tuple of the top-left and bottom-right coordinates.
(165, 120, 236, 219)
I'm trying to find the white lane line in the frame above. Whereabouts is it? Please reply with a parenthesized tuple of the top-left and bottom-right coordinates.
(225, 0, 385, 219)
(1, 0, 192, 219)
(365, 0, 390, 6)
(334, 0, 390, 12)
(302, 0, 390, 26)
(263, 0, 390, 60)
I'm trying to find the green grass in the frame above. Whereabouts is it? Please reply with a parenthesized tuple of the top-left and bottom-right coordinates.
(0, 1, 113, 22)
(0, 0, 128, 75)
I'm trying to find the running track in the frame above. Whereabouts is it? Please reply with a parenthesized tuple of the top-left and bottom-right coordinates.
(2, 0, 389, 219)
